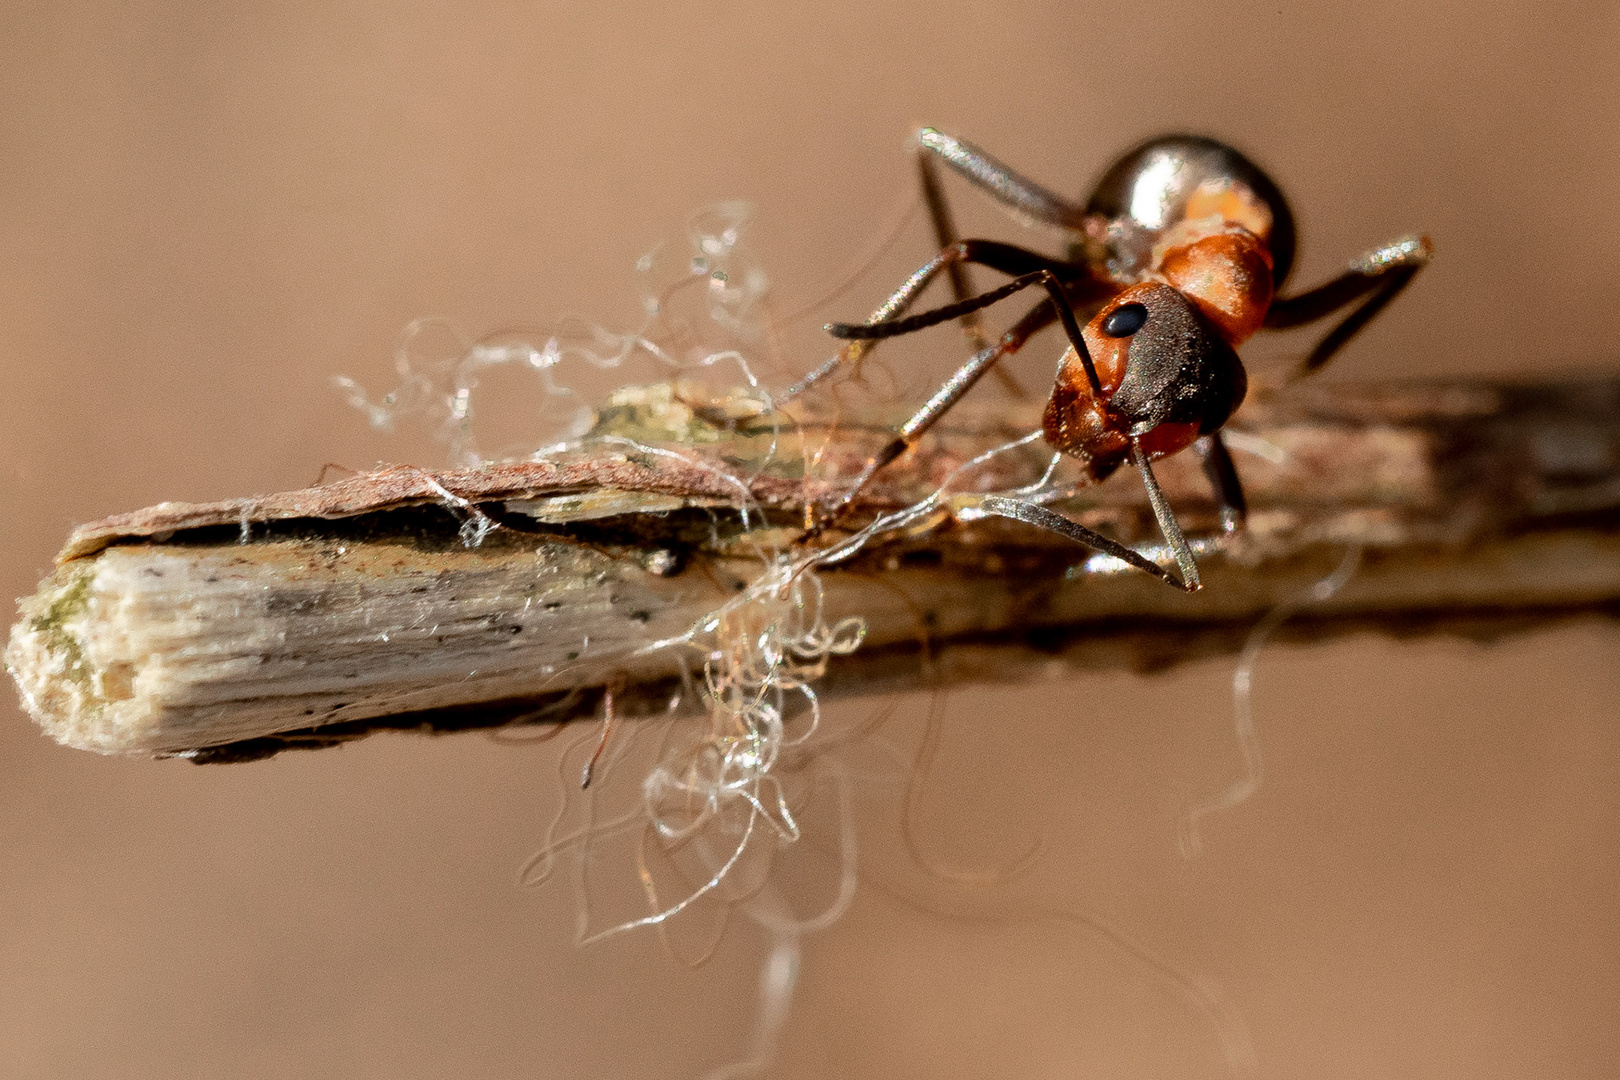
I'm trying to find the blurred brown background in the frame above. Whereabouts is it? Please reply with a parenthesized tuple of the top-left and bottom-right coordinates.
(4, 3, 1619, 1077)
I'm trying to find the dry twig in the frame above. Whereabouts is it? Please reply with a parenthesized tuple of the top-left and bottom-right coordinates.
(9, 375, 1620, 761)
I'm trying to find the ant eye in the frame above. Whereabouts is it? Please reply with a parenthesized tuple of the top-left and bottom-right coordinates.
(1101, 303, 1148, 338)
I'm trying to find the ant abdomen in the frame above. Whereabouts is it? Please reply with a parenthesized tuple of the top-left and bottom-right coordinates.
(1080, 135, 1297, 290)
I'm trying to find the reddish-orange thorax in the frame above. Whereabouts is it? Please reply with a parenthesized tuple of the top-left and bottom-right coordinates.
(1152, 220, 1274, 345)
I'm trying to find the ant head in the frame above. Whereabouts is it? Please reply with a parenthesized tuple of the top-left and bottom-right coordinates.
(1079, 283, 1248, 438)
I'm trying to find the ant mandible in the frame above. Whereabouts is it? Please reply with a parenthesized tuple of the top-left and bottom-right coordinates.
(786, 128, 1430, 591)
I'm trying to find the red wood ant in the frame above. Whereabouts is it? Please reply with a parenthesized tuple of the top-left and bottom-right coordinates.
(787, 128, 1430, 591)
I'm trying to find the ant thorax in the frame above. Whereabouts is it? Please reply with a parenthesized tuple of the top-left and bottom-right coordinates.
(1147, 217, 1275, 346)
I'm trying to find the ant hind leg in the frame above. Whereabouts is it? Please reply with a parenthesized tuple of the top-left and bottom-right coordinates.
(916, 143, 989, 353)
(802, 268, 1085, 535)
(916, 140, 1028, 398)
(915, 128, 1088, 231)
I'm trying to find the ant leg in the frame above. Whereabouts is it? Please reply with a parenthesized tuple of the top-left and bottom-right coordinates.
(959, 495, 1195, 591)
(916, 145, 989, 352)
(952, 434, 1210, 592)
(1193, 432, 1247, 534)
(1264, 235, 1432, 378)
(830, 268, 1103, 394)
(975, 434, 1228, 591)
(916, 142, 1026, 399)
(780, 250, 955, 400)
(784, 239, 1089, 401)
(806, 270, 1094, 533)
(916, 128, 1088, 231)
(973, 433, 1229, 592)
(1131, 438, 1201, 590)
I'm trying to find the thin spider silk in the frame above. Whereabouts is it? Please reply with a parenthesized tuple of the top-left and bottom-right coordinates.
(335, 203, 1268, 1080)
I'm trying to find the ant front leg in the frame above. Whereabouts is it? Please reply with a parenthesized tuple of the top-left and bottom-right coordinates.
(1130, 438, 1201, 590)
(817, 266, 1213, 591)
(958, 493, 1197, 591)
(1265, 235, 1432, 378)
(951, 434, 1203, 593)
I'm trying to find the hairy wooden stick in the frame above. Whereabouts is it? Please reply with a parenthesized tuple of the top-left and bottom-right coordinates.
(9, 376, 1620, 762)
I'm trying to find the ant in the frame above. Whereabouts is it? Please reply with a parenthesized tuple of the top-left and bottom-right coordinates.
(786, 128, 1430, 591)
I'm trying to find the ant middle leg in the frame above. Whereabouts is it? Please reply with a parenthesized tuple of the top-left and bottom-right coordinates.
(1264, 235, 1432, 378)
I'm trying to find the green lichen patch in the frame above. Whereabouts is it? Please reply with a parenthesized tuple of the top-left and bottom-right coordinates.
(22, 563, 98, 696)
(587, 380, 808, 479)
